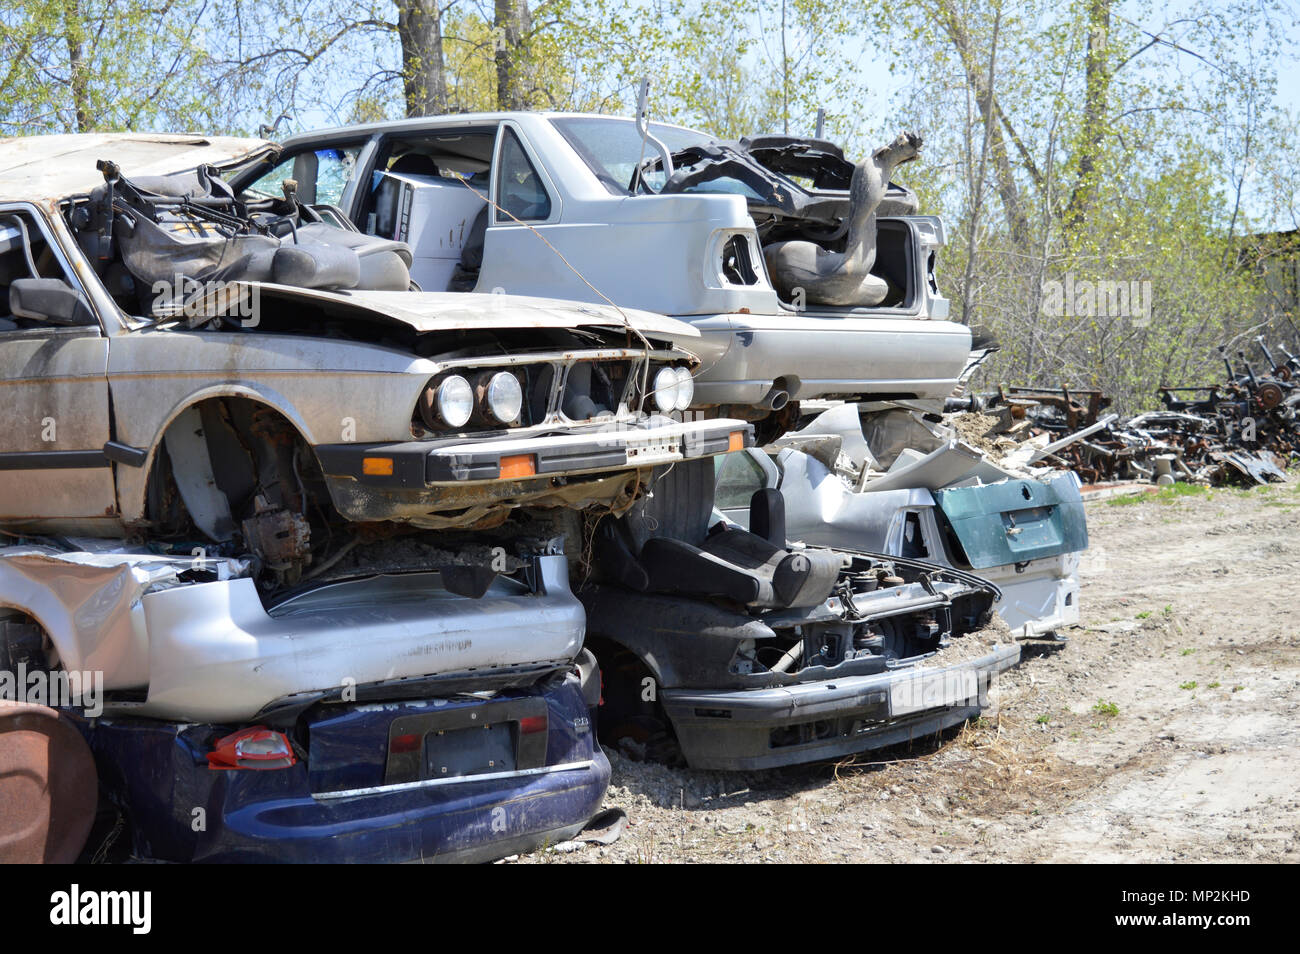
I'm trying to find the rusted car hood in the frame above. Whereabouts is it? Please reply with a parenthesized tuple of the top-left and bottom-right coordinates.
(226, 282, 703, 340)
(0, 133, 275, 202)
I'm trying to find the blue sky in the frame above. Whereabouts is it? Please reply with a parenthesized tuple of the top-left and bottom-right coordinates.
(282, 0, 1299, 225)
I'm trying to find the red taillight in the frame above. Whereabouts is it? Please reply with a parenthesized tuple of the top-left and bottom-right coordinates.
(207, 726, 297, 770)
(519, 715, 547, 735)
(389, 733, 421, 754)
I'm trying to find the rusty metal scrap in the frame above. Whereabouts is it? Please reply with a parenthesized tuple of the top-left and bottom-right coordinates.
(968, 339, 1300, 486)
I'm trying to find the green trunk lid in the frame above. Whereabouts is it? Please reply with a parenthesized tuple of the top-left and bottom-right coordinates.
(935, 473, 1088, 569)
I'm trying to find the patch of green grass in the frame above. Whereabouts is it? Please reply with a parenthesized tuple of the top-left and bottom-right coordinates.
(1092, 699, 1120, 716)
(1163, 605, 1174, 617)
(1036, 714, 1051, 724)
(1179, 681, 1198, 690)
(1105, 482, 1212, 507)
(1180, 648, 1196, 656)
(1106, 492, 1148, 507)
(1232, 685, 1244, 692)
(1136, 611, 1152, 620)
(1207, 681, 1221, 689)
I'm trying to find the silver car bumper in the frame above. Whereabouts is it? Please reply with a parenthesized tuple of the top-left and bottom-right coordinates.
(685, 313, 974, 406)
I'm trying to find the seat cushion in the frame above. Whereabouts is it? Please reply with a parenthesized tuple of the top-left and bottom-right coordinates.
(640, 526, 843, 609)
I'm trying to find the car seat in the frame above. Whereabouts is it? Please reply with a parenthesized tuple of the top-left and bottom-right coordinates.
(447, 206, 488, 292)
(595, 458, 844, 609)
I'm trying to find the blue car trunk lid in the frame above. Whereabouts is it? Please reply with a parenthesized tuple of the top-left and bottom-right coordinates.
(303, 694, 550, 795)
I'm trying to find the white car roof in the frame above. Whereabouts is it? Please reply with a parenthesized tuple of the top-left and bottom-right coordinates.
(0, 132, 274, 202)
(279, 111, 705, 147)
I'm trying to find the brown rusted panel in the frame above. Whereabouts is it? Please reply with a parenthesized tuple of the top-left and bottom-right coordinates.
(327, 469, 645, 529)
(0, 701, 97, 864)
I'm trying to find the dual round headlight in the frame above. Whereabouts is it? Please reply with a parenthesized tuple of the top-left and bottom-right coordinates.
(652, 366, 695, 413)
(482, 370, 524, 424)
(422, 371, 523, 429)
(432, 375, 474, 428)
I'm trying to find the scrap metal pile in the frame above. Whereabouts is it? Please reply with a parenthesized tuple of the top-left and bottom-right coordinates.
(1, 127, 1043, 865)
(950, 337, 1300, 486)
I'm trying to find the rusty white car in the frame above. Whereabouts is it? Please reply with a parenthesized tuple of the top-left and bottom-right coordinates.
(234, 113, 972, 433)
(0, 133, 750, 587)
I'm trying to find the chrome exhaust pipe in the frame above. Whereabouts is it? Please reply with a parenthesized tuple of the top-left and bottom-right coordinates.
(760, 387, 790, 411)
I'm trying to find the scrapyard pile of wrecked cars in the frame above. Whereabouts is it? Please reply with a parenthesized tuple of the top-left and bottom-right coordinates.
(0, 117, 1088, 863)
(940, 350, 1300, 490)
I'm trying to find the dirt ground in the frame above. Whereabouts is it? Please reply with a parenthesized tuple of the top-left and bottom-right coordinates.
(516, 481, 1300, 863)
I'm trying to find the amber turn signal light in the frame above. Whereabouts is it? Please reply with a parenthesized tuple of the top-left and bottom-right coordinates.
(499, 454, 537, 479)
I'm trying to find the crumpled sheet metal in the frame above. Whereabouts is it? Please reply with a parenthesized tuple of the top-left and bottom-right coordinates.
(780, 402, 1034, 490)
(975, 347, 1300, 486)
(0, 547, 248, 689)
(759, 446, 1082, 637)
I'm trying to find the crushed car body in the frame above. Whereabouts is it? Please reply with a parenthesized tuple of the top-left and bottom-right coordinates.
(1, 123, 1073, 863)
(0, 133, 751, 589)
(0, 544, 584, 721)
(237, 113, 973, 423)
(0, 539, 609, 863)
(71, 674, 605, 864)
(714, 403, 1090, 637)
(578, 459, 1019, 770)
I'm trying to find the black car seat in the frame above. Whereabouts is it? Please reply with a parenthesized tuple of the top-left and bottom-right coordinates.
(595, 458, 844, 610)
(97, 164, 414, 300)
(447, 205, 488, 292)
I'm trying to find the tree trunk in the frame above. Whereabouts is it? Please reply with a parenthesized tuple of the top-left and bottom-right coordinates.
(1065, 0, 1111, 229)
(64, 0, 93, 132)
(396, 0, 447, 117)
(494, 0, 531, 110)
(932, 0, 1030, 248)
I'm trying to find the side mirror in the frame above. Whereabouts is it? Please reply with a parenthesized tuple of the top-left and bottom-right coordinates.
(8, 278, 95, 326)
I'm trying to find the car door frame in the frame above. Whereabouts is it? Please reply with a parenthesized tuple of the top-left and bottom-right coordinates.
(349, 123, 503, 226)
(713, 447, 780, 527)
(0, 200, 117, 527)
(487, 120, 564, 228)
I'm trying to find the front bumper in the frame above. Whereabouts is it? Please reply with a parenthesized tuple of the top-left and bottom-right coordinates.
(315, 416, 751, 488)
(660, 643, 1020, 770)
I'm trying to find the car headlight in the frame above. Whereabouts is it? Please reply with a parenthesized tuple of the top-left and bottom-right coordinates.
(484, 371, 523, 424)
(672, 366, 694, 411)
(432, 375, 474, 428)
(652, 366, 679, 413)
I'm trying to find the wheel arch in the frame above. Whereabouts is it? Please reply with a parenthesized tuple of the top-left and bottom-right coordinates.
(118, 383, 322, 526)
